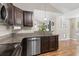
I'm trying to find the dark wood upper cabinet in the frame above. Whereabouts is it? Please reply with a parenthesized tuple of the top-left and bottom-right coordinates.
(6, 4, 23, 26)
(23, 11, 33, 27)
(7, 3, 15, 25)
(14, 6, 23, 25)
(5, 4, 33, 27)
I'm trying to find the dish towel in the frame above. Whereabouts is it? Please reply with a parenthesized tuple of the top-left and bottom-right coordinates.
(11, 44, 22, 56)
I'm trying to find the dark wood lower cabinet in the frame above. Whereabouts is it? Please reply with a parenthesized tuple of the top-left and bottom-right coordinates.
(40, 35, 58, 54)
(21, 38, 27, 56)
(21, 35, 58, 55)
(41, 36, 49, 53)
(49, 35, 58, 51)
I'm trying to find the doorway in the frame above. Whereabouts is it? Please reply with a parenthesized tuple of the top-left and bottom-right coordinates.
(70, 18, 76, 40)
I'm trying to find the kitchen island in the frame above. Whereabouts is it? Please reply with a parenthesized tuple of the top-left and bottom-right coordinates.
(0, 31, 58, 56)
(12, 31, 58, 56)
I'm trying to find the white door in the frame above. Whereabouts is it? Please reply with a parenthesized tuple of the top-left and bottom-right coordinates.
(70, 18, 76, 40)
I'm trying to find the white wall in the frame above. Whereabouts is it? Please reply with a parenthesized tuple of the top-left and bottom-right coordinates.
(62, 8, 79, 40)
(33, 9, 61, 33)
(55, 15, 70, 41)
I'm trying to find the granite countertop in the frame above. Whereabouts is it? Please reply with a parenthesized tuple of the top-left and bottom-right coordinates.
(0, 33, 13, 44)
(0, 31, 58, 44)
(13, 31, 58, 38)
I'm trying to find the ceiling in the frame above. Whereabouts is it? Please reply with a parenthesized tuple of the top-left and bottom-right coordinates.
(51, 3, 79, 13)
(13, 3, 61, 13)
(13, 3, 79, 14)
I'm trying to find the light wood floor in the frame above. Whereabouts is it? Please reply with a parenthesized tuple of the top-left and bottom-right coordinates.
(39, 40, 79, 56)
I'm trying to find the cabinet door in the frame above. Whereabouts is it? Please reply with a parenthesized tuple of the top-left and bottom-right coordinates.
(7, 4, 15, 25)
(49, 35, 58, 51)
(21, 38, 27, 56)
(23, 11, 33, 27)
(55, 35, 58, 50)
(14, 6, 23, 25)
(41, 36, 49, 53)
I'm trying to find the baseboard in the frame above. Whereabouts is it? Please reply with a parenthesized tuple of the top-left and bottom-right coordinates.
(59, 38, 71, 41)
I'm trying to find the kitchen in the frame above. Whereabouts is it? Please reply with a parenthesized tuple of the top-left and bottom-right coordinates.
(0, 3, 61, 56)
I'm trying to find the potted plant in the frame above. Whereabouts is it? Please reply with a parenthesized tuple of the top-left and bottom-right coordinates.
(39, 22, 46, 32)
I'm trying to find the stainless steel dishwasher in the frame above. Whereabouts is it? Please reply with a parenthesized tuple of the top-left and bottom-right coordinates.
(27, 37, 40, 56)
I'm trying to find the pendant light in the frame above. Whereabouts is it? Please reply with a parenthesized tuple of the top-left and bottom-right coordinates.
(44, 4, 47, 21)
